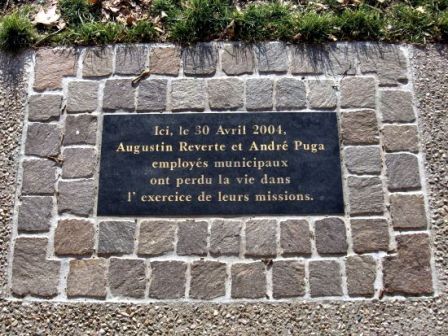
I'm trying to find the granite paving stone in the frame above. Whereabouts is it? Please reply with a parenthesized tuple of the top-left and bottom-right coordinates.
(380, 90, 415, 123)
(63, 115, 97, 145)
(138, 220, 176, 256)
(207, 78, 244, 110)
(210, 220, 241, 257)
(246, 78, 273, 111)
(149, 47, 181, 76)
(189, 261, 227, 300)
(309, 260, 342, 297)
(256, 42, 288, 74)
(389, 194, 428, 229)
(280, 219, 311, 256)
(21, 159, 56, 195)
(221, 44, 254, 75)
(17, 196, 53, 232)
(177, 221, 208, 256)
(28, 94, 62, 121)
(57, 180, 95, 217)
(382, 125, 419, 153)
(272, 260, 305, 299)
(385, 153, 421, 191)
(25, 123, 61, 157)
(275, 78, 306, 110)
(351, 218, 390, 253)
(98, 221, 135, 256)
(103, 79, 136, 111)
(62, 147, 96, 179)
(231, 262, 266, 299)
(348, 176, 384, 215)
(170, 79, 205, 111)
(245, 219, 277, 258)
(346, 255, 376, 297)
(341, 110, 379, 145)
(109, 258, 146, 298)
(315, 218, 348, 255)
(148, 261, 187, 299)
(82, 47, 113, 77)
(341, 77, 376, 109)
(308, 80, 337, 109)
(54, 219, 95, 256)
(66, 81, 99, 113)
(115, 45, 147, 75)
(67, 259, 107, 298)
(183, 44, 217, 76)
(344, 146, 382, 175)
(136, 79, 167, 112)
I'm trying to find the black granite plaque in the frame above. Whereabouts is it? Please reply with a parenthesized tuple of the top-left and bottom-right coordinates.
(97, 112, 344, 216)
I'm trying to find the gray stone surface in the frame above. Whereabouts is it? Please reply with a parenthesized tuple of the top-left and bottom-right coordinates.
(256, 42, 288, 73)
(21, 159, 56, 195)
(54, 219, 94, 256)
(170, 79, 205, 111)
(346, 255, 376, 297)
(17, 196, 53, 232)
(190, 261, 227, 300)
(57, 180, 95, 217)
(275, 78, 306, 110)
(348, 176, 384, 215)
(11, 237, 60, 298)
(25, 123, 61, 157)
(222, 44, 254, 75)
(148, 261, 186, 299)
(207, 78, 244, 110)
(177, 221, 208, 256)
(390, 194, 428, 229)
(380, 90, 415, 123)
(62, 147, 96, 179)
(308, 80, 337, 109)
(109, 258, 146, 298)
(183, 44, 217, 76)
(246, 78, 273, 111)
(210, 220, 241, 256)
(341, 110, 379, 145)
(28, 94, 62, 121)
(272, 261, 305, 299)
(344, 146, 382, 175)
(341, 77, 376, 109)
(115, 45, 147, 75)
(149, 47, 181, 76)
(66, 81, 99, 113)
(231, 262, 266, 299)
(245, 219, 277, 258)
(309, 260, 342, 297)
(138, 220, 176, 256)
(103, 79, 136, 111)
(382, 125, 419, 153)
(351, 218, 390, 253)
(98, 221, 135, 256)
(280, 219, 311, 256)
(63, 115, 97, 145)
(136, 79, 167, 111)
(82, 47, 113, 77)
(315, 218, 348, 255)
(385, 153, 421, 191)
(67, 259, 107, 298)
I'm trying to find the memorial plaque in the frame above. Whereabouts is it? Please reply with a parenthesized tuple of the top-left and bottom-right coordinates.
(97, 112, 344, 216)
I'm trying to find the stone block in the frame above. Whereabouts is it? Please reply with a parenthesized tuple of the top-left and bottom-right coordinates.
(66, 81, 99, 113)
(221, 44, 254, 75)
(138, 220, 176, 256)
(34, 48, 78, 91)
(63, 115, 97, 145)
(231, 262, 266, 299)
(17, 196, 53, 232)
(98, 221, 135, 256)
(22, 159, 56, 195)
(58, 180, 95, 217)
(390, 194, 428, 229)
(341, 77, 376, 109)
(136, 79, 167, 112)
(348, 176, 384, 215)
(109, 258, 146, 298)
(62, 147, 96, 179)
(28, 94, 62, 121)
(207, 78, 244, 110)
(67, 259, 107, 298)
(308, 80, 337, 109)
(103, 79, 136, 111)
(383, 233, 433, 295)
(385, 153, 421, 191)
(309, 260, 342, 297)
(177, 221, 208, 256)
(315, 217, 348, 255)
(149, 46, 181, 76)
(280, 219, 311, 256)
(275, 78, 306, 110)
(148, 261, 186, 299)
(190, 261, 227, 300)
(246, 78, 273, 111)
(25, 123, 61, 157)
(256, 42, 288, 74)
(341, 110, 379, 145)
(115, 45, 147, 75)
(183, 44, 217, 76)
(351, 218, 390, 253)
(380, 90, 415, 123)
(54, 219, 94, 256)
(170, 79, 205, 111)
(346, 255, 376, 297)
(272, 260, 305, 299)
(210, 220, 241, 256)
(82, 47, 113, 77)
(245, 219, 277, 258)
(382, 125, 419, 153)
(344, 146, 382, 175)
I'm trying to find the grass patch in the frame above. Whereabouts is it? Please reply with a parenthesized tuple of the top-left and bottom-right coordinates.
(0, 10, 36, 52)
(294, 11, 337, 43)
(336, 6, 383, 40)
(127, 20, 158, 42)
(56, 22, 126, 45)
(439, 10, 448, 39)
(59, 0, 100, 26)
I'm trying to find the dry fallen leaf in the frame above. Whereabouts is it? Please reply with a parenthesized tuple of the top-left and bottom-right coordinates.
(34, 5, 60, 26)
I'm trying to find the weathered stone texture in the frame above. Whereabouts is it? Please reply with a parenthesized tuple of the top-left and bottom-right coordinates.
(115, 45, 147, 75)
(98, 221, 135, 255)
(63, 115, 97, 145)
(103, 79, 135, 111)
(272, 261, 305, 299)
(82, 47, 113, 77)
(246, 78, 273, 111)
(136, 79, 167, 111)
(309, 260, 342, 297)
(109, 258, 146, 298)
(67, 259, 107, 298)
(62, 148, 96, 179)
(256, 42, 288, 73)
(390, 194, 428, 229)
(280, 220, 311, 256)
(25, 123, 61, 157)
(17, 196, 53, 232)
(183, 44, 217, 76)
(138, 220, 176, 256)
(315, 218, 347, 255)
(351, 218, 390, 253)
(58, 180, 95, 217)
(341, 110, 379, 145)
(22, 159, 56, 195)
(28, 94, 62, 121)
(66, 81, 99, 113)
(170, 79, 205, 111)
(54, 219, 94, 256)
(149, 47, 181, 76)
(382, 125, 419, 153)
(207, 78, 244, 110)
(348, 176, 384, 215)
(231, 262, 266, 299)
(210, 220, 241, 256)
(341, 77, 376, 109)
(385, 153, 421, 191)
(148, 261, 186, 299)
(245, 219, 277, 258)
(308, 80, 337, 109)
(380, 90, 415, 123)
(275, 78, 306, 110)
(177, 221, 208, 256)
(190, 261, 227, 300)
(221, 44, 254, 75)
(344, 146, 382, 175)
(346, 255, 376, 297)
